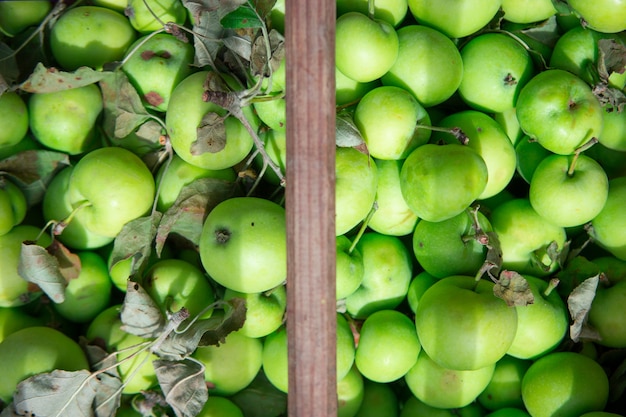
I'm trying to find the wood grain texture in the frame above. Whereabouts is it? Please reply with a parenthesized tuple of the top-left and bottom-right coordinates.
(285, 0, 337, 415)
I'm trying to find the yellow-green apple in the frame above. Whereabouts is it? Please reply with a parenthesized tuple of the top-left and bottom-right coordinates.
(478, 355, 532, 410)
(590, 176, 626, 260)
(335, 235, 365, 300)
(0, 0, 51, 37)
(0, 178, 27, 236)
(0, 92, 29, 149)
(501, 0, 557, 23)
(222, 284, 286, 338)
(127, 0, 187, 34)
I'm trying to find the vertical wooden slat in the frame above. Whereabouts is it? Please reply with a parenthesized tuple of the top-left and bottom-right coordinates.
(285, 0, 337, 415)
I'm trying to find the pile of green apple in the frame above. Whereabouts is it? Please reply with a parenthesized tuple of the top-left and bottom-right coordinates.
(2, 0, 626, 416)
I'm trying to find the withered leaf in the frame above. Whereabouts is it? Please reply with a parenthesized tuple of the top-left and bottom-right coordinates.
(99, 71, 151, 139)
(493, 270, 535, 307)
(20, 63, 110, 93)
(120, 280, 166, 338)
(191, 112, 227, 155)
(109, 213, 162, 280)
(336, 111, 365, 149)
(153, 358, 208, 417)
(568, 275, 601, 343)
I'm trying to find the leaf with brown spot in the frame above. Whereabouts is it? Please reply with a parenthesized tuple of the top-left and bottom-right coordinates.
(19, 63, 111, 93)
(191, 112, 227, 155)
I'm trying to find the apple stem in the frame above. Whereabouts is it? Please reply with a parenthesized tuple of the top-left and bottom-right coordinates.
(367, 0, 376, 19)
(53, 200, 93, 237)
(567, 152, 579, 177)
(544, 278, 560, 297)
(415, 124, 469, 145)
(348, 201, 379, 254)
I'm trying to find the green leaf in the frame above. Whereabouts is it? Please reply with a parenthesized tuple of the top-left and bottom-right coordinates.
(568, 275, 601, 343)
(153, 358, 208, 417)
(120, 281, 166, 338)
(12, 370, 96, 417)
(155, 177, 240, 256)
(19, 63, 111, 93)
(0, 149, 70, 207)
(221, 6, 263, 28)
(493, 270, 535, 307)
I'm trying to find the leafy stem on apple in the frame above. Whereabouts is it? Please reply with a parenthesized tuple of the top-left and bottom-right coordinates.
(348, 201, 379, 254)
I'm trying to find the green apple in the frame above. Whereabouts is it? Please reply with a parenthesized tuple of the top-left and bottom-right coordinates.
(85, 303, 126, 350)
(0, 134, 41, 161)
(336, 0, 408, 27)
(354, 86, 431, 160)
(400, 395, 487, 417)
(529, 153, 609, 227)
(567, 0, 626, 33)
(269, 0, 285, 34)
(501, 0, 557, 23)
(514, 135, 553, 183)
(122, 33, 195, 112)
(127, 0, 187, 34)
(335, 235, 365, 300)
(156, 153, 236, 212)
(335, 146, 378, 236)
(115, 332, 159, 395)
(355, 309, 420, 383)
(50, 6, 136, 70)
(412, 209, 492, 279)
(579, 413, 625, 417)
(0, 0, 52, 37)
(400, 143, 488, 222)
(485, 409, 531, 417)
(405, 349, 495, 409)
(506, 276, 568, 359)
(354, 380, 399, 417)
(521, 351, 609, 417)
(415, 275, 518, 371)
(432, 109, 517, 199)
(382, 24, 463, 107)
(337, 365, 365, 417)
(598, 107, 626, 151)
(477, 354, 531, 411)
(335, 11, 399, 83)
(587, 258, 626, 348)
(193, 329, 263, 396)
(29, 83, 103, 155)
(515, 69, 604, 155)
(345, 232, 413, 319)
(197, 396, 244, 417)
(53, 251, 113, 323)
(458, 32, 535, 113)
(222, 284, 286, 338)
(494, 107, 524, 146)
(337, 313, 357, 381)
(43, 166, 114, 250)
(91, 0, 127, 12)
(406, 271, 438, 314)
(368, 159, 419, 236)
(407, 0, 502, 38)
(0, 326, 90, 404)
(166, 71, 255, 170)
(590, 176, 626, 260)
(0, 225, 52, 307)
(142, 258, 215, 319)
(0, 92, 29, 148)
(199, 196, 286, 293)
(336, 67, 380, 107)
(0, 177, 27, 236)
(261, 326, 288, 393)
(67, 146, 156, 238)
(0, 307, 42, 343)
(490, 198, 567, 277)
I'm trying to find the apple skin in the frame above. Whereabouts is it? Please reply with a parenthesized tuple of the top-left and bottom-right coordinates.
(127, 0, 187, 34)
(355, 309, 420, 383)
(490, 198, 567, 277)
(50, 6, 136, 70)
(521, 351, 609, 417)
(28, 83, 103, 155)
(53, 251, 113, 324)
(588, 277, 626, 348)
(406, 271, 438, 315)
(67, 146, 156, 239)
(401, 395, 487, 417)
(0, 178, 27, 236)
(193, 329, 263, 396)
(335, 235, 365, 300)
(400, 143, 488, 223)
(590, 176, 626, 260)
(335, 146, 378, 236)
(514, 135, 553, 184)
(506, 276, 568, 359)
(381, 25, 463, 107)
(599, 107, 626, 152)
(142, 258, 215, 320)
(335, 12, 399, 83)
(515, 69, 604, 156)
(0, 225, 52, 308)
(253, 128, 286, 186)
(404, 349, 495, 409)
(407, 0, 502, 38)
(0, 0, 52, 37)
(501, 0, 557, 23)
(166, 71, 255, 170)
(412, 210, 492, 279)
(415, 275, 518, 371)
(197, 396, 244, 417)
(261, 326, 288, 393)
(0, 92, 29, 149)
(222, 284, 286, 338)
(336, 0, 408, 27)
(477, 355, 531, 411)
(432, 109, 517, 200)
(0, 326, 90, 404)
(354, 86, 431, 160)
(199, 197, 286, 294)
(368, 158, 419, 236)
(336, 67, 380, 107)
(529, 153, 609, 228)
(337, 365, 365, 417)
(345, 232, 413, 319)
(566, 0, 626, 33)
(122, 33, 195, 112)
(354, 380, 399, 417)
(0, 307, 42, 344)
(458, 32, 535, 113)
